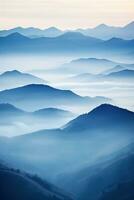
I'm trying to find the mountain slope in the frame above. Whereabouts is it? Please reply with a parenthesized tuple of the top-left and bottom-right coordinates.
(0, 103, 25, 115)
(64, 104, 134, 133)
(57, 143, 134, 200)
(100, 179, 134, 200)
(0, 164, 73, 200)
(0, 104, 134, 188)
(103, 65, 126, 74)
(0, 84, 112, 111)
(0, 70, 46, 90)
(106, 69, 134, 79)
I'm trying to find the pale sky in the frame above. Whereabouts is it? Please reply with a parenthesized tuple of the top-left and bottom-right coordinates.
(0, 0, 134, 30)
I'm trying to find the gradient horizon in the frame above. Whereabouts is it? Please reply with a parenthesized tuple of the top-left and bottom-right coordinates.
(1, 0, 134, 30)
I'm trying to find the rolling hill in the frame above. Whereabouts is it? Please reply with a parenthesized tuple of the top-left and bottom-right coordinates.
(0, 70, 47, 90)
(0, 103, 75, 137)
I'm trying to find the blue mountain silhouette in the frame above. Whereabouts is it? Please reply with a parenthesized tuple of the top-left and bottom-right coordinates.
(0, 84, 111, 111)
(64, 104, 134, 133)
(0, 70, 46, 90)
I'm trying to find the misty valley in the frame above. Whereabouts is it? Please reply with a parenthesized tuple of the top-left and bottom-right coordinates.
(0, 22, 134, 200)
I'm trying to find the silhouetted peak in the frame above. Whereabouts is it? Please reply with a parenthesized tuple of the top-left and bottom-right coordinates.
(107, 37, 124, 43)
(1, 70, 22, 76)
(88, 104, 131, 116)
(58, 31, 87, 39)
(45, 27, 61, 31)
(95, 24, 109, 29)
(6, 32, 29, 39)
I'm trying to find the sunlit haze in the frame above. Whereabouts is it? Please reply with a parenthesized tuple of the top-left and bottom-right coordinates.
(0, 0, 134, 29)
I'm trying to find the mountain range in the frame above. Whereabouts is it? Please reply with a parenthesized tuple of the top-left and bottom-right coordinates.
(68, 69, 134, 83)
(0, 21, 134, 40)
(0, 27, 63, 38)
(0, 20, 134, 200)
(0, 104, 134, 199)
(77, 21, 134, 40)
(57, 57, 134, 74)
(0, 32, 102, 54)
(0, 84, 112, 112)
(0, 32, 134, 56)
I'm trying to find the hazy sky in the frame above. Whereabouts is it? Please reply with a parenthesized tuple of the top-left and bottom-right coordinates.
(0, 0, 134, 29)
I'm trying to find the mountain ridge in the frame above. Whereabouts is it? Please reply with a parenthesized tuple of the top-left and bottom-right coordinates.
(0, 21, 134, 39)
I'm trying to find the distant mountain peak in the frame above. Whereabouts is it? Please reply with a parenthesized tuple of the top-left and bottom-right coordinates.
(108, 37, 124, 41)
(58, 31, 88, 39)
(95, 23, 109, 29)
(64, 104, 134, 132)
(6, 32, 29, 39)
(88, 103, 132, 116)
(45, 26, 61, 31)
(2, 70, 21, 76)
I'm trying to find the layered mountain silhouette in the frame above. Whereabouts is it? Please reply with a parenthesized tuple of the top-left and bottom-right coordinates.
(103, 65, 126, 74)
(0, 26, 63, 38)
(57, 57, 134, 74)
(0, 104, 134, 196)
(77, 21, 134, 40)
(0, 84, 112, 111)
(0, 20, 134, 200)
(105, 69, 134, 80)
(0, 103, 75, 137)
(67, 69, 134, 83)
(0, 32, 134, 55)
(0, 163, 73, 200)
(0, 21, 134, 39)
(10, 104, 134, 138)
(0, 70, 47, 90)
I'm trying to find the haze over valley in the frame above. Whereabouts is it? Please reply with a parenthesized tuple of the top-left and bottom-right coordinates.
(0, 5, 134, 198)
